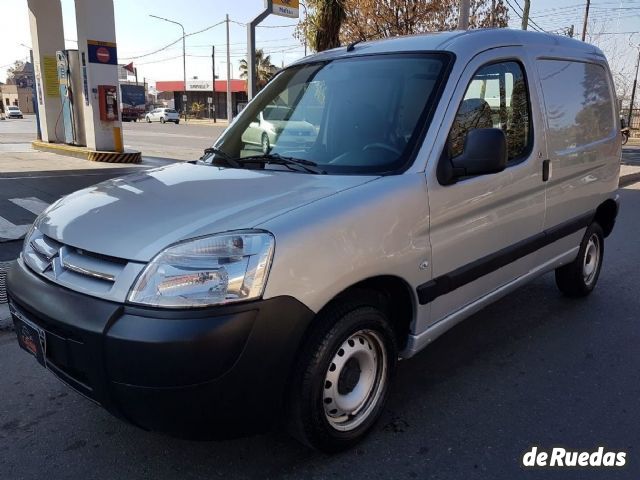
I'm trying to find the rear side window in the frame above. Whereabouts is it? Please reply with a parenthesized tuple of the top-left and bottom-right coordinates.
(449, 61, 531, 162)
(537, 60, 615, 153)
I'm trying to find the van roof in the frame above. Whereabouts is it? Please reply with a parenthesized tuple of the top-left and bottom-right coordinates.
(293, 28, 606, 66)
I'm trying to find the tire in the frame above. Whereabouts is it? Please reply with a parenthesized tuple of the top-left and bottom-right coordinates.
(160, 117, 166, 124)
(287, 291, 397, 452)
(175, 120, 180, 124)
(146, 116, 151, 123)
(622, 132, 629, 145)
(261, 133, 270, 154)
(555, 222, 604, 297)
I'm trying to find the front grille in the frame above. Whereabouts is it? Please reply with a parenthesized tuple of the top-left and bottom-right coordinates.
(22, 228, 145, 303)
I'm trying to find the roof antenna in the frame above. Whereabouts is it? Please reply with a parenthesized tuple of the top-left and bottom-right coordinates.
(347, 40, 362, 52)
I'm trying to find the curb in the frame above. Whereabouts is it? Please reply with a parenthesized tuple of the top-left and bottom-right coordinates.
(32, 141, 141, 164)
(619, 171, 640, 188)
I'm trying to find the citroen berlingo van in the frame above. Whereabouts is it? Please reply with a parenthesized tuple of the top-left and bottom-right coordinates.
(8, 29, 621, 452)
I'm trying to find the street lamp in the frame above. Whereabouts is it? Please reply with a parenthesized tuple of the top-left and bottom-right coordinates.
(149, 14, 187, 121)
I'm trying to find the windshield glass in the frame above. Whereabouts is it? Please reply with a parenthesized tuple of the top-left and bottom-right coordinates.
(8, 107, 18, 110)
(208, 53, 448, 174)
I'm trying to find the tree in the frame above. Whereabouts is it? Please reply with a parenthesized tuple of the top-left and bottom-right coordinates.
(297, 0, 509, 51)
(6, 60, 34, 87)
(190, 101, 205, 118)
(239, 49, 277, 91)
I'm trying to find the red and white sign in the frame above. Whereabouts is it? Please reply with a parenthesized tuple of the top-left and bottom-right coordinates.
(96, 47, 111, 63)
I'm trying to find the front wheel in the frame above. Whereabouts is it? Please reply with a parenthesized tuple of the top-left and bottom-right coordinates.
(555, 222, 604, 297)
(261, 133, 270, 154)
(175, 120, 180, 124)
(288, 293, 397, 452)
(160, 117, 166, 124)
(622, 132, 629, 145)
(146, 116, 151, 123)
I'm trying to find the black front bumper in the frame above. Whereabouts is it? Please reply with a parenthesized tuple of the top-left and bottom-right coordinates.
(7, 259, 314, 439)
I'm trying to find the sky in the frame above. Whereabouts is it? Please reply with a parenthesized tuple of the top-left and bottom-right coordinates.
(0, 0, 638, 92)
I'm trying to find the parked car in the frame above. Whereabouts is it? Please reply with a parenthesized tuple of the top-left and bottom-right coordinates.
(241, 106, 317, 153)
(6, 106, 23, 119)
(8, 29, 621, 453)
(145, 107, 179, 124)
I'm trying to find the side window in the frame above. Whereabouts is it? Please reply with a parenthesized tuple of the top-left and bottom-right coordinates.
(537, 60, 615, 153)
(449, 61, 531, 162)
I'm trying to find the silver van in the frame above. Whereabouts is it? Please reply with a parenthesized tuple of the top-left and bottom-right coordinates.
(8, 29, 621, 452)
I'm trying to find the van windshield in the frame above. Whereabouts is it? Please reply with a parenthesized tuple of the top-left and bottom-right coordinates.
(208, 53, 448, 174)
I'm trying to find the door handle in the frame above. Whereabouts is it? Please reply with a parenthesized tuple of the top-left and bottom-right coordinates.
(542, 159, 551, 182)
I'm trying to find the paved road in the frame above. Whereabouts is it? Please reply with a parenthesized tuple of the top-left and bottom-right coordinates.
(0, 181, 639, 479)
(0, 117, 226, 246)
(123, 120, 225, 161)
(0, 115, 224, 161)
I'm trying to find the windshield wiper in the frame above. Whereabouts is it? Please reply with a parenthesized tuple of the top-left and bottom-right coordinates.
(201, 147, 241, 167)
(235, 153, 326, 174)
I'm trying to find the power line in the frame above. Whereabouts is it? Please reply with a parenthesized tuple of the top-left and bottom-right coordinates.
(120, 19, 226, 60)
(506, 0, 545, 32)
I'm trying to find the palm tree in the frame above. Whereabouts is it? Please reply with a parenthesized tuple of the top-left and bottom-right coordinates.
(239, 49, 277, 91)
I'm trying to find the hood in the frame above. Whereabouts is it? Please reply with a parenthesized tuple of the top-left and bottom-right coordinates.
(37, 163, 377, 262)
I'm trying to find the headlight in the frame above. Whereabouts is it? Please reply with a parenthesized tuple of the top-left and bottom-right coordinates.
(128, 231, 274, 308)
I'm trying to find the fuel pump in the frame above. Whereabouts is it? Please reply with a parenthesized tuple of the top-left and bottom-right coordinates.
(56, 50, 86, 146)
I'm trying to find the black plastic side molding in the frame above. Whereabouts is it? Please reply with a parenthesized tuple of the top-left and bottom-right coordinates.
(416, 211, 594, 305)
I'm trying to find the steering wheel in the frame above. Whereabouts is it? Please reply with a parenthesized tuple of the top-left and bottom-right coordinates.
(362, 142, 402, 156)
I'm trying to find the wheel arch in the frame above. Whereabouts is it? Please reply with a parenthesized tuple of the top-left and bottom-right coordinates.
(594, 198, 619, 237)
(306, 275, 416, 351)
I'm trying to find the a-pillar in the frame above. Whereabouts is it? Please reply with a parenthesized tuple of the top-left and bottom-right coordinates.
(27, 0, 65, 143)
(74, 0, 123, 152)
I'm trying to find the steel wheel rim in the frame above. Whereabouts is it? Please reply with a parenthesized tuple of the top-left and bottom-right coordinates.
(583, 233, 600, 285)
(322, 329, 387, 432)
(262, 135, 269, 153)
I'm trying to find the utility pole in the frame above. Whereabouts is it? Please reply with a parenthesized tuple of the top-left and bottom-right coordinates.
(300, 1, 308, 54)
(457, 0, 470, 30)
(581, 0, 591, 41)
(226, 14, 232, 123)
(211, 45, 216, 123)
(521, 0, 530, 30)
(628, 46, 640, 129)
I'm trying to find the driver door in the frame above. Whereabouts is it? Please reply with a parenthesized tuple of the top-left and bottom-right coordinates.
(422, 47, 548, 329)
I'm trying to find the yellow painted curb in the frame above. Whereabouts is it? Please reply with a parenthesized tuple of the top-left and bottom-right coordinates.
(32, 141, 141, 164)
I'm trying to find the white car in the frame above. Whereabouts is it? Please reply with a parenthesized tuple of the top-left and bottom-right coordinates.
(5, 106, 24, 119)
(145, 107, 180, 124)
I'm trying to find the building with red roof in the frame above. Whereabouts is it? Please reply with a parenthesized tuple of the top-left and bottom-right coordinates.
(155, 79, 247, 120)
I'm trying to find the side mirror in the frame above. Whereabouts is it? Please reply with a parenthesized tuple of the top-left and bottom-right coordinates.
(438, 128, 507, 184)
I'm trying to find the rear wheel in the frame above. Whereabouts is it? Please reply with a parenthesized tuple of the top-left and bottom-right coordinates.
(555, 222, 604, 297)
(175, 120, 180, 124)
(288, 292, 397, 452)
(160, 117, 166, 124)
